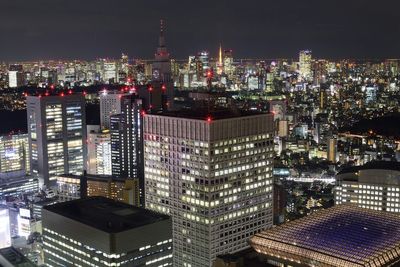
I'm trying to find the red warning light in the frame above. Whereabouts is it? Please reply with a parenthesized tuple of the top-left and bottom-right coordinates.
(141, 110, 146, 116)
(83, 91, 87, 96)
(161, 84, 166, 91)
(68, 90, 72, 94)
(148, 86, 153, 92)
(60, 92, 64, 97)
(207, 116, 212, 123)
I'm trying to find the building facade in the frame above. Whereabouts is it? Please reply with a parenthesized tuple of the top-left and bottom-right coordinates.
(335, 161, 400, 213)
(144, 111, 274, 267)
(42, 197, 172, 267)
(26, 94, 86, 186)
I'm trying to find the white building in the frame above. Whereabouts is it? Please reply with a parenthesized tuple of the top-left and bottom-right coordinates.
(335, 161, 400, 213)
(87, 126, 112, 175)
(144, 111, 274, 267)
(99, 90, 124, 129)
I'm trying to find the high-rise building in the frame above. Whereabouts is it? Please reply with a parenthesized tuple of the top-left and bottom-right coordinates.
(327, 137, 337, 163)
(144, 110, 274, 267)
(42, 197, 173, 267)
(0, 134, 30, 178)
(335, 161, 400, 213)
(99, 90, 124, 129)
(299, 50, 312, 81)
(0, 176, 39, 200)
(87, 126, 112, 175)
(151, 19, 174, 109)
(110, 95, 145, 205)
(8, 64, 24, 88)
(223, 49, 234, 77)
(26, 94, 86, 186)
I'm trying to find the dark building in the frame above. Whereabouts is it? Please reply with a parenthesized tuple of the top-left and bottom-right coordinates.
(0, 246, 36, 267)
(110, 95, 144, 206)
(42, 196, 172, 267)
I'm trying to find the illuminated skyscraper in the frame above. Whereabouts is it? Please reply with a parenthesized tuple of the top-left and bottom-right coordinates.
(87, 126, 112, 175)
(144, 110, 274, 267)
(8, 64, 24, 88)
(27, 94, 86, 186)
(99, 90, 124, 129)
(0, 134, 30, 177)
(110, 95, 145, 205)
(299, 50, 312, 81)
(223, 49, 234, 76)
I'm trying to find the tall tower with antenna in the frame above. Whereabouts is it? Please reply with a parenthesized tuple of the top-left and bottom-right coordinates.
(151, 19, 174, 110)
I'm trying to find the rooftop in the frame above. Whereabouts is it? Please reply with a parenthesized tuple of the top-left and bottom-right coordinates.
(0, 247, 36, 267)
(149, 108, 269, 121)
(250, 204, 400, 267)
(43, 196, 169, 233)
(337, 161, 400, 175)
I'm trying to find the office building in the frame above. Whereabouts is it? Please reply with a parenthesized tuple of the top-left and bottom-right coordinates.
(327, 137, 337, 163)
(26, 94, 86, 186)
(8, 64, 24, 88)
(0, 176, 39, 200)
(0, 133, 30, 178)
(87, 126, 112, 175)
(110, 94, 144, 205)
(299, 50, 312, 81)
(56, 173, 140, 206)
(99, 90, 124, 129)
(42, 196, 172, 267)
(335, 161, 400, 212)
(249, 204, 400, 267)
(144, 110, 274, 267)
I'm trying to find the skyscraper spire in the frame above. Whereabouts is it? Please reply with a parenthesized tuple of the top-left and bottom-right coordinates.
(159, 19, 165, 48)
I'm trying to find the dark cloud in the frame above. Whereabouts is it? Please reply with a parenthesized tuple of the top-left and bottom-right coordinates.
(0, 0, 399, 61)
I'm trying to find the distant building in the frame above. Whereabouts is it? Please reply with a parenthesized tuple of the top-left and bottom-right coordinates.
(249, 204, 400, 267)
(299, 50, 312, 81)
(335, 161, 400, 212)
(99, 90, 124, 129)
(56, 173, 140, 207)
(144, 110, 274, 267)
(8, 64, 24, 88)
(42, 196, 172, 267)
(26, 94, 87, 186)
(0, 176, 38, 200)
(327, 137, 337, 163)
(0, 134, 30, 178)
(87, 126, 112, 175)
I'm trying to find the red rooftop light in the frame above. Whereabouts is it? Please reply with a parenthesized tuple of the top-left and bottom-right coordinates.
(60, 92, 64, 97)
(207, 116, 212, 123)
(141, 110, 146, 116)
(161, 84, 166, 91)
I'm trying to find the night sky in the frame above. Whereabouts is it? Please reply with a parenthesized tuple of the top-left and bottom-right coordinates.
(1, 0, 400, 61)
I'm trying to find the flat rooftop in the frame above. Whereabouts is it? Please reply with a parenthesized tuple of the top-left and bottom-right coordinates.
(43, 196, 169, 233)
(250, 204, 400, 267)
(150, 108, 269, 120)
(0, 247, 36, 267)
(337, 161, 400, 175)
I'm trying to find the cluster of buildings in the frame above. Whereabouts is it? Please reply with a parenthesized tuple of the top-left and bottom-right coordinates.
(0, 21, 400, 267)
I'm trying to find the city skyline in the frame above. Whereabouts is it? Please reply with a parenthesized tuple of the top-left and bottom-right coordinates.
(1, 0, 400, 61)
